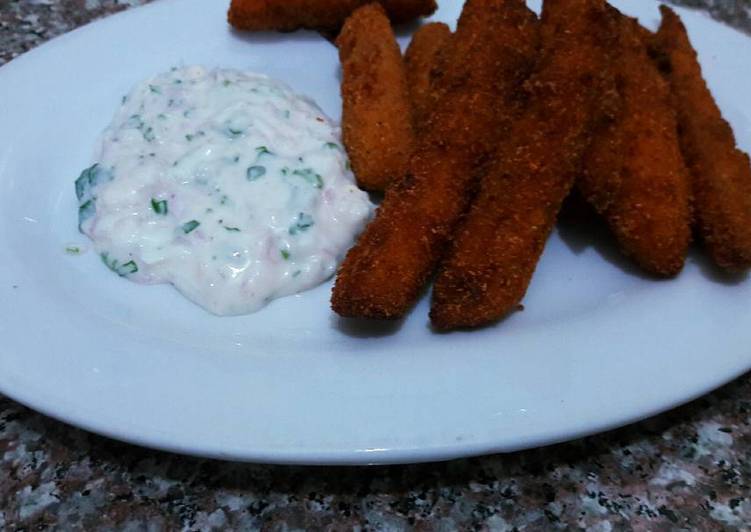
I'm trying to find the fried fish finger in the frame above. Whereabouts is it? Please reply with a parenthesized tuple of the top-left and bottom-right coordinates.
(430, 0, 619, 330)
(337, 3, 415, 192)
(228, 0, 437, 32)
(331, 0, 539, 319)
(404, 22, 452, 129)
(578, 9, 692, 277)
(655, 6, 751, 271)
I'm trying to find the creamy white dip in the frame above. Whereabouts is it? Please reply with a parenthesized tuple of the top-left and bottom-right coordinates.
(76, 66, 372, 315)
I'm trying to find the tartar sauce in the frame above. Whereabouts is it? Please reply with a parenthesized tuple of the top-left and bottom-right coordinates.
(76, 66, 373, 315)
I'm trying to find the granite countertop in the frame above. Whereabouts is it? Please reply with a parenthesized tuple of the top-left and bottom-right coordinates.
(1, 0, 750, 529)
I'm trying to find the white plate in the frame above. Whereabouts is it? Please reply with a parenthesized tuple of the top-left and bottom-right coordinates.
(0, 0, 749, 465)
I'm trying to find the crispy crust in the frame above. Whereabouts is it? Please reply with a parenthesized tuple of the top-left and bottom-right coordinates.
(337, 3, 415, 192)
(430, 0, 620, 330)
(579, 9, 692, 277)
(655, 6, 751, 271)
(404, 22, 452, 129)
(228, 0, 437, 32)
(331, 0, 539, 319)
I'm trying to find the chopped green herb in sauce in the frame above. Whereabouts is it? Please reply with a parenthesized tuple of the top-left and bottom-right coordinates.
(151, 198, 168, 215)
(181, 220, 200, 234)
(101, 253, 138, 277)
(292, 168, 324, 189)
(289, 212, 314, 235)
(75, 163, 114, 229)
(78, 199, 95, 229)
(255, 146, 272, 157)
(280, 249, 290, 260)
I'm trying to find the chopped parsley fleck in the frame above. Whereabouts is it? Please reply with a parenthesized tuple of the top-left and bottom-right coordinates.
(325, 142, 341, 150)
(151, 198, 168, 215)
(157, 113, 167, 120)
(223, 79, 232, 87)
(142, 127, 155, 142)
(224, 226, 240, 232)
(246, 165, 266, 181)
(101, 253, 138, 277)
(185, 134, 194, 141)
(181, 220, 200, 234)
(226, 126, 244, 138)
(77, 198, 94, 229)
(121, 261, 138, 274)
(292, 168, 324, 188)
(280, 249, 290, 260)
(255, 146, 272, 158)
(75, 163, 114, 230)
(75, 163, 110, 202)
(149, 84, 161, 94)
(65, 246, 82, 255)
(289, 212, 314, 235)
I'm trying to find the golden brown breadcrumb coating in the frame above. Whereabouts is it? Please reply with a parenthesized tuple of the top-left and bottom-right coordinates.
(228, 0, 436, 32)
(655, 6, 751, 271)
(331, 0, 539, 320)
(337, 3, 415, 192)
(404, 22, 452, 129)
(579, 8, 692, 277)
(430, 0, 620, 330)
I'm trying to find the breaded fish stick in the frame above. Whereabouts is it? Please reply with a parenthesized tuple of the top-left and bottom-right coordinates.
(578, 10, 692, 277)
(332, 0, 539, 319)
(228, 0, 436, 32)
(404, 22, 452, 129)
(337, 4, 415, 192)
(430, 0, 619, 330)
(655, 6, 751, 271)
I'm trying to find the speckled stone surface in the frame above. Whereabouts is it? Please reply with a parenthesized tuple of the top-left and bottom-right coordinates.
(1, 0, 751, 529)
